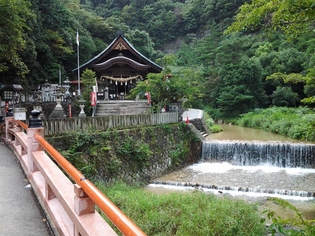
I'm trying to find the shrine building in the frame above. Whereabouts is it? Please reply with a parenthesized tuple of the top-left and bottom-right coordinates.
(75, 32, 162, 100)
(74, 33, 163, 116)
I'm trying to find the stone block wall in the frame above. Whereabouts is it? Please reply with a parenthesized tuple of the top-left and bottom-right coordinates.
(48, 124, 202, 185)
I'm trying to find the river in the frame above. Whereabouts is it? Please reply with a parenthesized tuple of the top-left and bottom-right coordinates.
(206, 124, 300, 142)
(148, 124, 315, 220)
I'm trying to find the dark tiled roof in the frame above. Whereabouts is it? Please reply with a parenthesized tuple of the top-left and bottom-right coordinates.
(74, 34, 162, 72)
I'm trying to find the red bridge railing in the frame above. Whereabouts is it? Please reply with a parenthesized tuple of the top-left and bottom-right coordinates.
(3, 110, 146, 236)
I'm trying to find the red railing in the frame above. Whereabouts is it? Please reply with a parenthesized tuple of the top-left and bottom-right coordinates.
(35, 133, 145, 236)
(15, 120, 28, 130)
(4, 116, 146, 236)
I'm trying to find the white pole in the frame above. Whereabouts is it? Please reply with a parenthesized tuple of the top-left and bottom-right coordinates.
(59, 66, 61, 86)
(76, 30, 81, 96)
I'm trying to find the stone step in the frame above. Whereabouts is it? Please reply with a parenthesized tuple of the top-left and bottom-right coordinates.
(198, 130, 208, 137)
(95, 101, 150, 116)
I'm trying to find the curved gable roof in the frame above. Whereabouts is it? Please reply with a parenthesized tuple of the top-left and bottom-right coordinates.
(76, 34, 162, 73)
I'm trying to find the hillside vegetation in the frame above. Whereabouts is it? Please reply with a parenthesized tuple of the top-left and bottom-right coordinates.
(1, 0, 315, 119)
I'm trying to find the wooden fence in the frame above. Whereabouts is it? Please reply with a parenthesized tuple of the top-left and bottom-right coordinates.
(42, 113, 179, 135)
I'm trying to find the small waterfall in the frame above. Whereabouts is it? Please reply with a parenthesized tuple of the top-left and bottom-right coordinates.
(149, 139, 315, 199)
(202, 140, 315, 168)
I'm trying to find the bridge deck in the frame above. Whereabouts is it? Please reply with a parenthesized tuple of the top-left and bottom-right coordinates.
(0, 141, 52, 236)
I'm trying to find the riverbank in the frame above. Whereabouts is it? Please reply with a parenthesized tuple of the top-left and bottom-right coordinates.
(206, 124, 300, 142)
(236, 107, 315, 142)
(98, 182, 266, 235)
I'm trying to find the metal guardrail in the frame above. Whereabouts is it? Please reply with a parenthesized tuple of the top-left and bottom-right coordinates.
(3, 113, 146, 236)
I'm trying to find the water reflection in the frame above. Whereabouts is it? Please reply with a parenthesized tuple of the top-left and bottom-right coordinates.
(207, 124, 299, 142)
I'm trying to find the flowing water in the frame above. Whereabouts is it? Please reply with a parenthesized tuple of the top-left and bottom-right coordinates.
(148, 124, 315, 220)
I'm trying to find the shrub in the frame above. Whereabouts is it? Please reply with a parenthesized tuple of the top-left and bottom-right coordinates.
(209, 125, 223, 133)
(236, 107, 315, 141)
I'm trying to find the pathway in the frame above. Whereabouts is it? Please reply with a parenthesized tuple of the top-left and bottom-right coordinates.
(0, 141, 52, 236)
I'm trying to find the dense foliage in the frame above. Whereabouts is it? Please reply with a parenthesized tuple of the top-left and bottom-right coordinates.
(237, 107, 315, 141)
(225, 0, 315, 38)
(1, 0, 315, 117)
(97, 182, 266, 236)
(0, 0, 34, 79)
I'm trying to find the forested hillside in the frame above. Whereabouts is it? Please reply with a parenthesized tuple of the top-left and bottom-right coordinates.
(1, 0, 315, 118)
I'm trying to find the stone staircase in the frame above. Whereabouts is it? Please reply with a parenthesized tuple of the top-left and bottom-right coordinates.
(199, 130, 208, 138)
(189, 117, 210, 138)
(95, 100, 150, 116)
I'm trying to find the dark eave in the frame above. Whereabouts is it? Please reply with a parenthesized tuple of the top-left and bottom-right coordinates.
(93, 56, 149, 71)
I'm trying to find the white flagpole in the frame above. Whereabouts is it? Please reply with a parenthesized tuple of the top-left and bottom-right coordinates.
(76, 30, 81, 96)
(59, 65, 61, 86)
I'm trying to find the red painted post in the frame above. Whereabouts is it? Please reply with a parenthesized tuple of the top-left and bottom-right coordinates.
(5, 101, 9, 114)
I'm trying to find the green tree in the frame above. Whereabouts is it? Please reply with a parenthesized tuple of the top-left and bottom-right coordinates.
(216, 58, 267, 116)
(80, 69, 96, 115)
(271, 87, 300, 107)
(301, 67, 315, 105)
(226, 0, 315, 107)
(170, 66, 205, 109)
(126, 29, 157, 59)
(128, 65, 204, 112)
(81, 69, 96, 100)
(128, 73, 172, 112)
(225, 0, 315, 38)
(0, 0, 34, 80)
(17, 0, 79, 87)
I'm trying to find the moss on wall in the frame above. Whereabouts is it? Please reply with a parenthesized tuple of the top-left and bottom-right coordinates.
(47, 123, 202, 185)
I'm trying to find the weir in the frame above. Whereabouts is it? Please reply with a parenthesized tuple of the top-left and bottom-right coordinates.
(150, 138, 315, 199)
(202, 140, 315, 168)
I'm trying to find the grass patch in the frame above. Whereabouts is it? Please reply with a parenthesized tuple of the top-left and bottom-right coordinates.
(204, 112, 223, 133)
(96, 182, 266, 236)
(209, 124, 223, 133)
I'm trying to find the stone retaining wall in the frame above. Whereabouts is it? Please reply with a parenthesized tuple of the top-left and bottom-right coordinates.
(48, 123, 202, 185)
